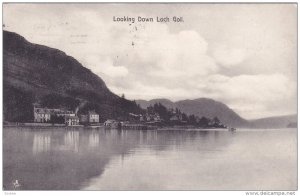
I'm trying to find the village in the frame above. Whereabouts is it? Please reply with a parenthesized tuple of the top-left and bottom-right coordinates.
(31, 103, 227, 130)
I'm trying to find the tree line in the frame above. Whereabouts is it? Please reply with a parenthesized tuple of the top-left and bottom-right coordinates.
(146, 103, 226, 128)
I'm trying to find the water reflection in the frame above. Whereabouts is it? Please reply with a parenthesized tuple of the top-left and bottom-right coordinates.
(32, 133, 51, 154)
(64, 131, 79, 152)
(88, 132, 100, 148)
(3, 127, 297, 190)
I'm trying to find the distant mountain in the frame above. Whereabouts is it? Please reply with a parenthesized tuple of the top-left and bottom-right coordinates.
(176, 98, 249, 127)
(136, 98, 248, 127)
(136, 98, 175, 109)
(136, 98, 297, 128)
(3, 30, 142, 122)
(248, 114, 297, 129)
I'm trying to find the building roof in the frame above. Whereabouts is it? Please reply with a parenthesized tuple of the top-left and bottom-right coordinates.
(35, 107, 74, 115)
(129, 113, 140, 117)
(34, 108, 51, 114)
(88, 111, 98, 115)
(170, 116, 180, 121)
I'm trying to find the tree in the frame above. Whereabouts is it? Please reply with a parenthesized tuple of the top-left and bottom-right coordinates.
(147, 105, 154, 114)
(188, 115, 197, 125)
(212, 116, 221, 126)
(199, 116, 210, 127)
(181, 113, 188, 121)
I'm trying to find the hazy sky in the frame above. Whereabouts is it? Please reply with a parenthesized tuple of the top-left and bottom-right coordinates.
(3, 3, 297, 119)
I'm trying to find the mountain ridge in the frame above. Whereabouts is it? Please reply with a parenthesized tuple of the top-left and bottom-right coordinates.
(136, 98, 297, 128)
(248, 114, 297, 128)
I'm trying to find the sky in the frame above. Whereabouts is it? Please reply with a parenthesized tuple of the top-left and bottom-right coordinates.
(3, 3, 297, 119)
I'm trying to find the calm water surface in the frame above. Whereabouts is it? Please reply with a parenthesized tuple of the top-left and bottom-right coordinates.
(3, 127, 297, 190)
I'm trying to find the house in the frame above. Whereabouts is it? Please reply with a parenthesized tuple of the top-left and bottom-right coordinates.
(56, 110, 75, 117)
(79, 110, 99, 124)
(170, 114, 183, 122)
(79, 114, 88, 123)
(170, 115, 179, 121)
(33, 103, 52, 123)
(33, 103, 75, 123)
(104, 119, 115, 126)
(104, 119, 118, 128)
(145, 114, 151, 121)
(139, 115, 144, 122)
(65, 116, 80, 126)
(128, 113, 141, 122)
(88, 111, 99, 123)
(153, 113, 161, 122)
(33, 107, 51, 123)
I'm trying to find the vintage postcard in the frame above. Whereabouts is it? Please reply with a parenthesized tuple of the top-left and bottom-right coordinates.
(2, 3, 297, 192)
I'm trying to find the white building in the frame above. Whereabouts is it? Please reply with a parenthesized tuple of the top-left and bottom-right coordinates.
(33, 107, 51, 123)
(65, 116, 80, 126)
(33, 103, 75, 123)
(79, 111, 99, 124)
(88, 111, 99, 123)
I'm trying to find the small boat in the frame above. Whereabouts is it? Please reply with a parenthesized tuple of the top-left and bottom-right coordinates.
(228, 127, 236, 131)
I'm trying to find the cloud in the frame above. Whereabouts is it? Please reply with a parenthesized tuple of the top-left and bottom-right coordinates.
(130, 28, 218, 80)
(202, 74, 297, 118)
(84, 56, 129, 78)
(212, 44, 248, 67)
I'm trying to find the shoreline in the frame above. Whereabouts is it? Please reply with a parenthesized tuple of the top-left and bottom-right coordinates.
(3, 122, 102, 129)
(3, 122, 228, 131)
(3, 124, 297, 132)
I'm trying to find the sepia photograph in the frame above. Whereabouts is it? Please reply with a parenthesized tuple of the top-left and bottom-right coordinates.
(2, 3, 298, 192)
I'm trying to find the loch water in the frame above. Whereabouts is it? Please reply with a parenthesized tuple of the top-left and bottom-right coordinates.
(3, 127, 297, 190)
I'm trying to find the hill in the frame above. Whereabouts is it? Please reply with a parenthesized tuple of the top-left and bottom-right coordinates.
(3, 30, 142, 122)
(136, 98, 248, 127)
(136, 98, 297, 128)
(248, 114, 297, 128)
